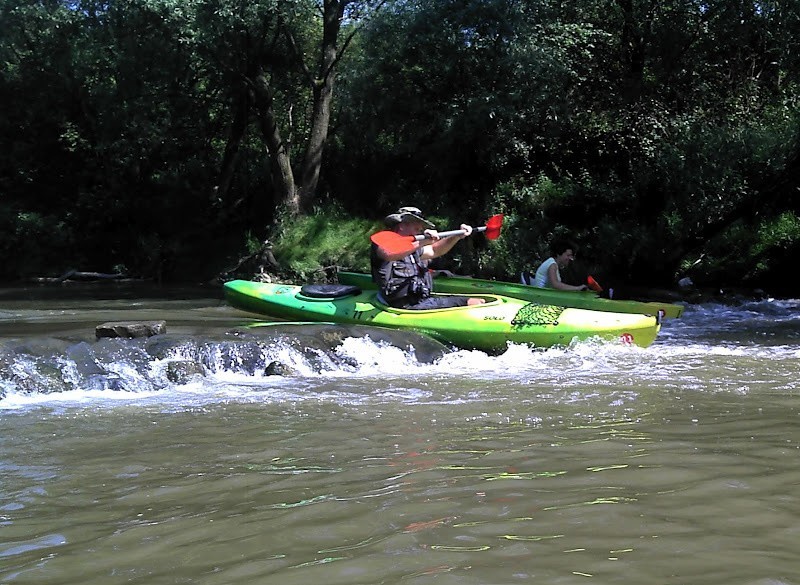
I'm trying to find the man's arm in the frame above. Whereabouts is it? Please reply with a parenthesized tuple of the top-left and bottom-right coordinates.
(422, 225, 472, 260)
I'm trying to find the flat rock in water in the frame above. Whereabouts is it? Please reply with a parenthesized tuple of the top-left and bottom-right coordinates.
(96, 321, 167, 339)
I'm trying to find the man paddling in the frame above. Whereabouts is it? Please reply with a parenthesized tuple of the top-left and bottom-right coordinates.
(370, 206, 485, 309)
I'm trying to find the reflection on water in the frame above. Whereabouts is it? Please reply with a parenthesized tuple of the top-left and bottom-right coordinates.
(1, 294, 800, 584)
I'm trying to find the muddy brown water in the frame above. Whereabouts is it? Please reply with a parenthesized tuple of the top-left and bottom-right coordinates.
(1, 284, 799, 584)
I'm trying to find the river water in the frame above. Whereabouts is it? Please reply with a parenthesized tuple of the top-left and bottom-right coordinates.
(1, 284, 798, 584)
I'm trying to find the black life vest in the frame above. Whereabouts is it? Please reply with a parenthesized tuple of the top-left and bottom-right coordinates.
(370, 243, 433, 307)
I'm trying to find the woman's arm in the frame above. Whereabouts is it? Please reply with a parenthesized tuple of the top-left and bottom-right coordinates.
(547, 263, 587, 291)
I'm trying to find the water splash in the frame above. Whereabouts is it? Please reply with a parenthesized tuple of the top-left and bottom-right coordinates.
(2, 300, 799, 411)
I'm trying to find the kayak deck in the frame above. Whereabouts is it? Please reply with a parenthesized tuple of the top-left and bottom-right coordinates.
(337, 271, 684, 319)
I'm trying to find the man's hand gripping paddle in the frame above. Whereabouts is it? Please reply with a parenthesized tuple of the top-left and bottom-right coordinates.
(370, 214, 504, 256)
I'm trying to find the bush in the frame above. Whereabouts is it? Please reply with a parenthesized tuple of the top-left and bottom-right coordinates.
(271, 207, 376, 281)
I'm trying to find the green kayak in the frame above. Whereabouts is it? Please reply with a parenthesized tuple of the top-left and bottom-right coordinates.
(223, 280, 661, 352)
(337, 271, 684, 319)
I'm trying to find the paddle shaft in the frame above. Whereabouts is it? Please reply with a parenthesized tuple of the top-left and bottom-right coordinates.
(412, 225, 487, 242)
(371, 214, 503, 255)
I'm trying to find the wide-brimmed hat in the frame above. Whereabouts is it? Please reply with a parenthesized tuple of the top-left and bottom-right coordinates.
(384, 206, 434, 227)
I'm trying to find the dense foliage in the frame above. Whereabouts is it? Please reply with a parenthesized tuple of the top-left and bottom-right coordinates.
(1, 0, 798, 294)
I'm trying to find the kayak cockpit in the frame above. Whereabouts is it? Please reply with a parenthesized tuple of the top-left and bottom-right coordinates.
(298, 284, 362, 300)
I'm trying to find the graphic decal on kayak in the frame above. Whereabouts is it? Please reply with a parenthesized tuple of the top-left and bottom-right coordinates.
(511, 303, 564, 326)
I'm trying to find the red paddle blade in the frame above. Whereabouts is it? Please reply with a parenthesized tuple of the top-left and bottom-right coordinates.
(587, 275, 603, 292)
(370, 230, 416, 255)
(484, 214, 503, 240)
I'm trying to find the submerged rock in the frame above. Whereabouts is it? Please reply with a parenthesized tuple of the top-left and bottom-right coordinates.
(236, 323, 451, 364)
(84, 373, 125, 391)
(166, 360, 205, 383)
(96, 320, 167, 339)
(265, 361, 295, 376)
(0, 322, 452, 398)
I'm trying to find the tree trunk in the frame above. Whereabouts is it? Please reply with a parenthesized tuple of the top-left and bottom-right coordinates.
(296, 0, 346, 211)
(216, 83, 250, 206)
(297, 77, 334, 209)
(616, 0, 645, 103)
(252, 68, 299, 216)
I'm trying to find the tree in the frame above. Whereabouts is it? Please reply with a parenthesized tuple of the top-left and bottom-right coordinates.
(331, 0, 800, 286)
(0, 0, 388, 279)
(197, 0, 387, 218)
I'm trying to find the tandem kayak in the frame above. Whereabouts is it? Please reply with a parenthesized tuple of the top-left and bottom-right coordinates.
(223, 280, 661, 352)
(337, 271, 684, 319)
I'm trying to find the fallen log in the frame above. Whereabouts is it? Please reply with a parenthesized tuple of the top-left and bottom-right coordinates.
(55, 270, 126, 282)
(28, 270, 141, 284)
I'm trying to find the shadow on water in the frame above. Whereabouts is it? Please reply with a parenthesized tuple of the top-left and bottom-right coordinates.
(0, 280, 224, 302)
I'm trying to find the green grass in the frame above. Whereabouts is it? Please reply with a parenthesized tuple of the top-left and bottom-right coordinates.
(271, 208, 377, 281)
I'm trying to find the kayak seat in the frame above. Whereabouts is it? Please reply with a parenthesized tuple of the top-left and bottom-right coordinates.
(520, 271, 534, 286)
(299, 284, 361, 299)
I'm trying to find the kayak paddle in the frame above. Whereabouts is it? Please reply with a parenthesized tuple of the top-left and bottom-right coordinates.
(371, 214, 504, 256)
(587, 275, 604, 293)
